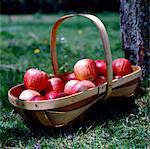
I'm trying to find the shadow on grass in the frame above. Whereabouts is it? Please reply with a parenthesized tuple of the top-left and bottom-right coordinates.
(23, 96, 139, 137)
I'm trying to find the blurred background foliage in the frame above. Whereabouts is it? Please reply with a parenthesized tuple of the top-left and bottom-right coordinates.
(0, 0, 120, 14)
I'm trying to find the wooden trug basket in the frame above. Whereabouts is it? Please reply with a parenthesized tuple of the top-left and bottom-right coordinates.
(8, 14, 142, 127)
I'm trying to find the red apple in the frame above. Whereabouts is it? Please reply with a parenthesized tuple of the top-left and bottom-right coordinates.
(112, 58, 133, 76)
(44, 91, 59, 100)
(57, 92, 68, 98)
(64, 72, 78, 82)
(71, 80, 95, 94)
(74, 59, 98, 81)
(44, 91, 67, 100)
(24, 68, 49, 91)
(30, 95, 45, 101)
(43, 79, 53, 94)
(93, 76, 106, 86)
(19, 89, 40, 101)
(48, 77, 64, 92)
(64, 80, 80, 95)
(95, 60, 107, 77)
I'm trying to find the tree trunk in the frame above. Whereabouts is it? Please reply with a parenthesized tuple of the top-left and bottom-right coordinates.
(120, 0, 150, 88)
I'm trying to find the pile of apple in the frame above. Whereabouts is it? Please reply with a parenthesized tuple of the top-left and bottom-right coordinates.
(19, 58, 133, 101)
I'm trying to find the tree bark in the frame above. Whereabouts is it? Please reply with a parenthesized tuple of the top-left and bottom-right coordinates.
(120, 0, 150, 87)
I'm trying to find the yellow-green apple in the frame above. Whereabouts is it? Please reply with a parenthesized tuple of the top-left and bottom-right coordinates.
(74, 59, 98, 81)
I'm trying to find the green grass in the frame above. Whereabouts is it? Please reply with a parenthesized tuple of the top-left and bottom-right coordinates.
(0, 12, 149, 148)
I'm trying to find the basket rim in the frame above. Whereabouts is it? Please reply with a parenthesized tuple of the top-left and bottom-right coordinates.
(8, 83, 106, 110)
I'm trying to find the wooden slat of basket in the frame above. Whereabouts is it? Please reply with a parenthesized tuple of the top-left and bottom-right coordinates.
(34, 111, 52, 127)
(8, 84, 106, 110)
(111, 81, 139, 97)
(114, 78, 139, 89)
(15, 108, 44, 127)
(45, 95, 104, 127)
(14, 107, 28, 120)
(112, 66, 141, 89)
(54, 94, 103, 112)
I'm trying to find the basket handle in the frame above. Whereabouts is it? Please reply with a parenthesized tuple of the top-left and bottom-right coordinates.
(50, 14, 113, 98)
